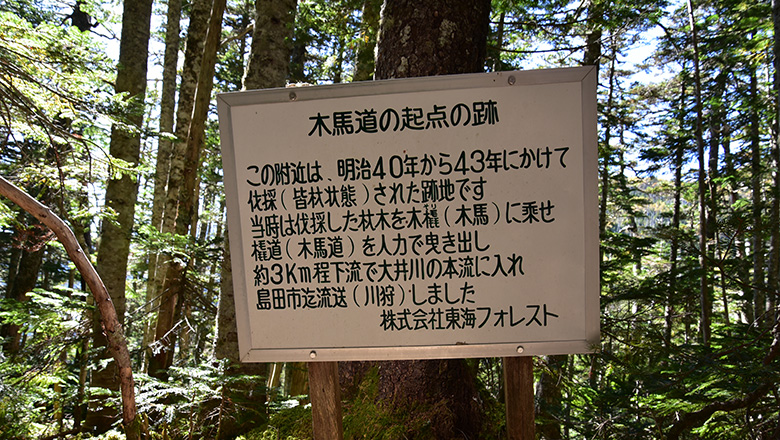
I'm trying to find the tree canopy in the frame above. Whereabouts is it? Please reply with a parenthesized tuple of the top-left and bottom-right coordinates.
(0, 0, 779, 439)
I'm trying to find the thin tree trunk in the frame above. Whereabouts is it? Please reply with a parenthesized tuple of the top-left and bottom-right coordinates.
(583, 0, 602, 68)
(147, 0, 210, 378)
(289, 32, 306, 83)
(150, 0, 227, 379)
(163, 0, 211, 238)
(769, 0, 780, 328)
(667, 74, 686, 348)
(88, 0, 152, 432)
(722, 124, 735, 328)
(5, 243, 21, 297)
(598, 34, 615, 260)
(490, 11, 506, 72)
(147, 0, 211, 377)
(587, 6, 606, 391)
(1, 238, 44, 354)
(144, 0, 182, 372)
(536, 355, 565, 439)
(707, 72, 724, 328)
(353, 0, 381, 81)
(333, 35, 345, 83)
(267, 362, 284, 399)
(74, 283, 92, 430)
(750, 66, 766, 327)
(687, 0, 711, 346)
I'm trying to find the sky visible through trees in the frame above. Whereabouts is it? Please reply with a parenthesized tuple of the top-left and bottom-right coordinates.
(1, 0, 779, 439)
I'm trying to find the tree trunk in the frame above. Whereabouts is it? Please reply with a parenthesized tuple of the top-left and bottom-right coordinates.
(687, 0, 710, 346)
(144, 0, 182, 372)
(149, 0, 227, 379)
(707, 72, 725, 325)
(536, 355, 566, 439)
(267, 362, 284, 399)
(750, 66, 766, 327)
(332, 35, 346, 83)
(213, 236, 269, 440)
(769, 0, 780, 327)
(489, 11, 506, 71)
(722, 123, 736, 328)
(146, 0, 211, 377)
(667, 73, 686, 349)
(224, 0, 295, 363)
(375, 0, 490, 79)
(289, 31, 306, 83)
(286, 362, 310, 401)
(214, 0, 299, 435)
(74, 282, 92, 431)
(0, 230, 44, 354)
(243, 0, 297, 90)
(583, 0, 602, 68)
(586, 3, 605, 391)
(353, 0, 381, 81)
(87, 0, 152, 433)
(216, 238, 240, 363)
(338, 2, 492, 439)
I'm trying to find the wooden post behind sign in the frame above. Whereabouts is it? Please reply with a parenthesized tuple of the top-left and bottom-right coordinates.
(504, 356, 535, 440)
(309, 361, 343, 440)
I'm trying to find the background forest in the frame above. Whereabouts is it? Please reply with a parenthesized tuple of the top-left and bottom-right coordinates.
(0, 0, 778, 439)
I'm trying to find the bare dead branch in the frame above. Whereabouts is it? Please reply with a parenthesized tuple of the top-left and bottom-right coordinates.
(0, 175, 139, 438)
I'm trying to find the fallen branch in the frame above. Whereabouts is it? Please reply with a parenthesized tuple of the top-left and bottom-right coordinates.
(0, 175, 140, 440)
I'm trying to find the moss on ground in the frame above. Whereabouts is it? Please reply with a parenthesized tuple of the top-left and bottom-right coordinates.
(237, 364, 506, 440)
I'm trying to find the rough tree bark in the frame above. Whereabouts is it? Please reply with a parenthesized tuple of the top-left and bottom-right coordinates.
(149, 0, 227, 379)
(145, 0, 211, 377)
(340, 2, 492, 439)
(213, 1, 298, 437)
(215, 0, 297, 365)
(87, 0, 152, 433)
(243, 0, 297, 89)
(143, 0, 182, 371)
(375, 0, 489, 79)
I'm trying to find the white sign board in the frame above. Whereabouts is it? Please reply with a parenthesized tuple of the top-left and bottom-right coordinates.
(218, 67, 599, 362)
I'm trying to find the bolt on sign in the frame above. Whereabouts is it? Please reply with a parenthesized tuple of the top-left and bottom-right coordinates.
(217, 67, 599, 362)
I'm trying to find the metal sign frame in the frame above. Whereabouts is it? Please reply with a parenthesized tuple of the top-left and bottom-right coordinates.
(218, 67, 599, 362)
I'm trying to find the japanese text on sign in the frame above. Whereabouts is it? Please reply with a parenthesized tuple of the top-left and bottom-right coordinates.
(218, 68, 599, 362)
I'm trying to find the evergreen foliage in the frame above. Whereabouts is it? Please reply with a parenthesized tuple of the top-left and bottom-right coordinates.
(0, 0, 779, 438)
